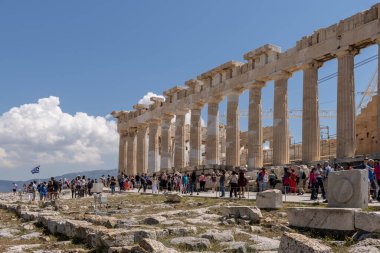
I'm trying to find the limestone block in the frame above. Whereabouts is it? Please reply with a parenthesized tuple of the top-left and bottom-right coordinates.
(139, 238, 179, 253)
(220, 206, 262, 223)
(279, 232, 332, 253)
(328, 169, 368, 208)
(355, 211, 380, 232)
(164, 193, 182, 203)
(170, 236, 210, 251)
(287, 207, 358, 231)
(256, 189, 283, 209)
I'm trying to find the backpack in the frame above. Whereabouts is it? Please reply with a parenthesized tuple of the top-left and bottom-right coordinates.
(302, 171, 306, 180)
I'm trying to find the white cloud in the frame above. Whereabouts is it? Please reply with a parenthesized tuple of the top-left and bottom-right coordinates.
(0, 96, 118, 180)
(138, 92, 165, 107)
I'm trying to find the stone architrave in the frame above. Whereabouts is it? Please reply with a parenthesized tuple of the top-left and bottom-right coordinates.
(287, 207, 358, 231)
(226, 90, 242, 167)
(302, 61, 322, 163)
(174, 113, 187, 169)
(328, 169, 368, 208)
(136, 124, 148, 174)
(336, 48, 358, 159)
(126, 128, 137, 176)
(118, 131, 128, 175)
(189, 107, 203, 167)
(273, 72, 291, 165)
(206, 98, 222, 165)
(148, 120, 160, 173)
(160, 114, 173, 171)
(248, 82, 265, 169)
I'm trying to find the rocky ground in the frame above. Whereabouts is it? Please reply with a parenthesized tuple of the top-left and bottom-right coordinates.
(0, 191, 380, 252)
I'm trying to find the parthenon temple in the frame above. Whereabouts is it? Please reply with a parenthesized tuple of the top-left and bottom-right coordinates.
(113, 4, 380, 176)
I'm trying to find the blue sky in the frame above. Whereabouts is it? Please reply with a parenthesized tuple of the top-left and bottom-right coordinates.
(0, 1, 379, 180)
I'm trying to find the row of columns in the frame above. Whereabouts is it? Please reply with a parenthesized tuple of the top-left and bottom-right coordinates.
(118, 44, 380, 175)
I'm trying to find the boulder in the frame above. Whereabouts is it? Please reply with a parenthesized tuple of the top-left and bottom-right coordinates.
(256, 189, 283, 209)
(220, 241, 246, 253)
(201, 229, 234, 242)
(279, 232, 332, 253)
(0, 228, 20, 238)
(328, 169, 368, 208)
(142, 216, 167, 225)
(164, 193, 182, 203)
(287, 207, 358, 231)
(20, 232, 42, 240)
(220, 206, 262, 223)
(355, 212, 380, 232)
(249, 235, 280, 251)
(168, 226, 197, 236)
(170, 237, 210, 250)
(139, 238, 178, 253)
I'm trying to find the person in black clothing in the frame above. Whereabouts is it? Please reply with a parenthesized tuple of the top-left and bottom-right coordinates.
(190, 171, 197, 195)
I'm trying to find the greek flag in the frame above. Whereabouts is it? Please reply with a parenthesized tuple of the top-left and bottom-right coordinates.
(31, 166, 40, 174)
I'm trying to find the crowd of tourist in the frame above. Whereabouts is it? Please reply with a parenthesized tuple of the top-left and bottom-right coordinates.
(12, 157, 380, 203)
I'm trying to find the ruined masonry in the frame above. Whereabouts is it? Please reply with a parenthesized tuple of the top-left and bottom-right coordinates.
(113, 4, 380, 176)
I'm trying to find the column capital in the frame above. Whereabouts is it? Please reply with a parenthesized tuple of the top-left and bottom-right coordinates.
(247, 80, 266, 89)
(270, 70, 292, 81)
(119, 129, 129, 137)
(127, 127, 137, 136)
(208, 96, 224, 104)
(334, 46, 360, 58)
(175, 109, 189, 116)
(191, 101, 205, 110)
(137, 123, 149, 130)
(162, 113, 174, 121)
(148, 119, 161, 126)
(301, 60, 323, 70)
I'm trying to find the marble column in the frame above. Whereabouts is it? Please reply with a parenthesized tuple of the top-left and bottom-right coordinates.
(189, 107, 203, 167)
(248, 82, 265, 169)
(336, 49, 357, 158)
(226, 91, 242, 167)
(160, 115, 173, 171)
(148, 120, 160, 173)
(174, 113, 187, 169)
(273, 73, 291, 165)
(118, 131, 128, 175)
(206, 99, 222, 165)
(302, 61, 322, 162)
(126, 128, 137, 176)
(136, 124, 148, 175)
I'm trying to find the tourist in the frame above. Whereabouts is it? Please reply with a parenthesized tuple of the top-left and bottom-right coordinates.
(297, 166, 306, 195)
(88, 178, 94, 196)
(140, 173, 148, 193)
(346, 162, 354, 170)
(258, 167, 268, 192)
(106, 175, 111, 188)
(152, 173, 158, 194)
(309, 167, 317, 200)
(368, 159, 376, 202)
(135, 173, 141, 190)
(211, 172, 217, 193)
(229, 171, 238, 198)
(12, 182, 17, 195)
(238, 169, 247, 198)
(199, 172, 206, 192)
(315, 163, 326, 199)
(110, 176, 117, 194)
(190, 171, 197, 196)
(268, 169, 278, 189)
(289, 168, 298, 194)
(282, 167, 291, 194)
(161, 172, 168, 193)
(219, 170, 226, 197)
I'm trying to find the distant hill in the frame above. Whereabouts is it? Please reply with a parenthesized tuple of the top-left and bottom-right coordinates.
(0, 169, 117, 193)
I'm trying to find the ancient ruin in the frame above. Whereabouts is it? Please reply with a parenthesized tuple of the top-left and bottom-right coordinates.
(113, 3, 380, 176)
